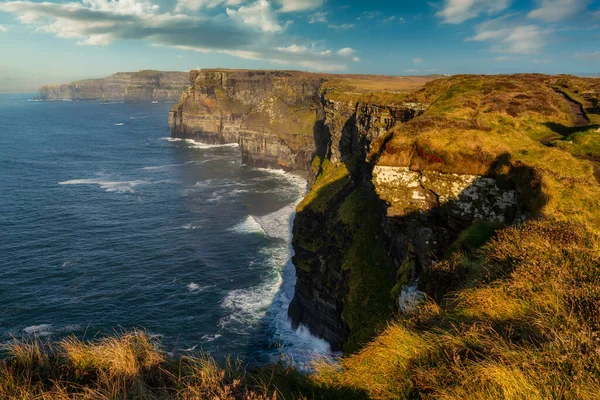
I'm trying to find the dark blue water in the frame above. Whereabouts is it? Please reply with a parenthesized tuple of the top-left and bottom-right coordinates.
(0, 93, 329, 365)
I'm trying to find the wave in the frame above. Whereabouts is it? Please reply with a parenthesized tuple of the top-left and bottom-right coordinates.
(114, 123, 124, 126)
(166, 138, 240, 149)
(228, 216, 265, 235)
(23, 324, 53, 336)
(23, 324, 80, 337)
(141, 163, 184, 171)
(254, 168, 307, 189)
(59, 176, 175, 194)
(219, 272, 282, 335)
(187, 283, 212, 293)
(253, 202, 299, 242)
(59, 178, 149, 193)
(201, 333, 222, 343)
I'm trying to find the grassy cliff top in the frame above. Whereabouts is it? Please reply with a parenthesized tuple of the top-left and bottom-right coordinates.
(375, 74, 600, 226)
(11, 73, 600, 399)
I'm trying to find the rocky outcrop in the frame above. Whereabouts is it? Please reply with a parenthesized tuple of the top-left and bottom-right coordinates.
(37, 71, 189, 103)
(169, 69, 324, 171)
(287, 98, 530, 352)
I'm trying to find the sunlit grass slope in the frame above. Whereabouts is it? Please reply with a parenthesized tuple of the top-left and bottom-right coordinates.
(3, 74, 600, 399)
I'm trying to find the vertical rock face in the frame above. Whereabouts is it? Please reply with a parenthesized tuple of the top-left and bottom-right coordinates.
(289, 98, 431, 351)
(36, 71, 189, 103)
(169, 69, 325, 170)
(168, 69, 532, 353)
(125, 71, 190, 103)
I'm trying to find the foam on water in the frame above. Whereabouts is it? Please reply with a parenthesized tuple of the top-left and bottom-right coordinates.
(229, 216, 265, 235)
(23, 324, 53, 336)
(22, 324, 80, 337)
(141, 163, 184, 171)
(187, 283, 212, 293)
(254, 168, 307, 189)
(59, 176, 176, 193)
(201, 334, 222, 343)
(217, 168, 333, 368)
(114, 123, 124, 126)
(59, 178, 150, 193)
(253, 202, 299, 242)
(166, 138, 240, 149)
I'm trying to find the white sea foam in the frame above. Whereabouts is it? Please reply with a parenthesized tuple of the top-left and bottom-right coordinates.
(201, 334, 222, 343)
(141, 163, 184, 171)
(219, 273, 282, 334)
(293, 325, 332, 354)
(182, 224, 197, 230)
(253, 202, 299, 242)
(166, 137, 240, 149)
(59, 178, 150, 193)
(59, 176, 175, 194)
(23, 324, 53, 336)
(254, 168, 307, 189)
(114, 123, 124, 126)
(229, 216, 265, 235)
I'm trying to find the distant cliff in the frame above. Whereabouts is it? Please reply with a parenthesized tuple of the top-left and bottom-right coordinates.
(37, 70, 189, 103)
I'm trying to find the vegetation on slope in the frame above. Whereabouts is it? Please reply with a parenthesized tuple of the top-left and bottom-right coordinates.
(5, 74, 600, 399)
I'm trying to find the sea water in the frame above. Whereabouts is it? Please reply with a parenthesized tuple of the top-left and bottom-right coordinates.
(0, 94, 330, 367)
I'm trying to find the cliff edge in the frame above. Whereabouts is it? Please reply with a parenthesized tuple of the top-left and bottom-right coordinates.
(170, 70, 600, 355)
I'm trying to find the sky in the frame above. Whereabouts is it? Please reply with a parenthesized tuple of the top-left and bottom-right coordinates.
(0, 0, 599, 92)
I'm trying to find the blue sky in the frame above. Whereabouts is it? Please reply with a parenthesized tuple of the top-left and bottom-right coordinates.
(0, 0, 599, 91)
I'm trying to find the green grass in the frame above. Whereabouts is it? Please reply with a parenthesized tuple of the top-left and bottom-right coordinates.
(297, 159, 350, 213)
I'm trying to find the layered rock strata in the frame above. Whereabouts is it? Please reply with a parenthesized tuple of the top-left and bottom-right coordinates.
(37, 71, 189, 103)
(170, 69, 528, 352)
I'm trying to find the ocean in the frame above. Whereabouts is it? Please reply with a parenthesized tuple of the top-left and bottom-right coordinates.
(0, 93, 330, 367)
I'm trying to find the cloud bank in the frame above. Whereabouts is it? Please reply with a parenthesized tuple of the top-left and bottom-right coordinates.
(0, 0, 359, 71)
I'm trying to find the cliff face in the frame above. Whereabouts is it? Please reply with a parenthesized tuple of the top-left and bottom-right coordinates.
(37, 71, 189, 103)
(170, 70, 543, 353)
(169, 69, 324, 171)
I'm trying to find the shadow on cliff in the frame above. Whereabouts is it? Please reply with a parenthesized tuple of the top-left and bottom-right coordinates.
(289, 116, 548, 356)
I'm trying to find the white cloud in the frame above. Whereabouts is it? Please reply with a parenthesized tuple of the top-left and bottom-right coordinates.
(412, 57, 423, 64)
(0, 25, 7, 32)
(275, 0, 323, 12)
(309, 11, 327, 23)
(528, 0, 590, 22)
(436, 0, 512, 24)
(494, 55, 519, 61)
(328, 23, 353, 29)
(575, 51, 600, 60)
(0, 0, 353, 72)
(226, 0, 283, 32)
(337, 47, 355, 56)
(469, 17, 548, 53)
(382, 16, 396, 23)
(176, 0, 245, 12)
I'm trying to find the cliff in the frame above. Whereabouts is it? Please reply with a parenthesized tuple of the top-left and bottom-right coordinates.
(169, 69, 325, 170)
(37, 70, 189, 103)
(3, 73, 600, 399)
(170, 70, 600, 354)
